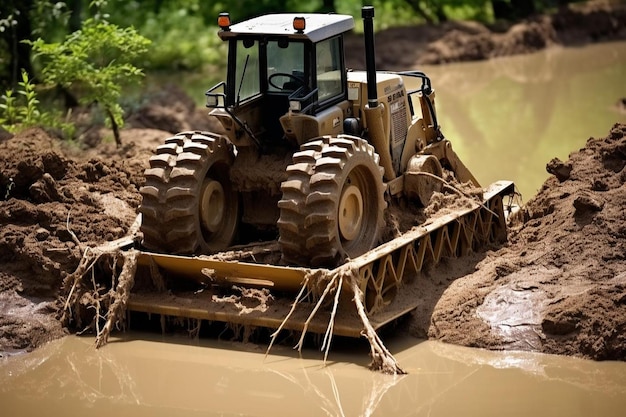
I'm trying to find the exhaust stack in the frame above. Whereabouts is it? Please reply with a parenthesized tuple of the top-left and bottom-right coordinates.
(361, 6, 395, 180)
(362, 6, 378, 108)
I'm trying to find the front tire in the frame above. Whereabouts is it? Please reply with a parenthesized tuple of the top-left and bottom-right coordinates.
(278, 135, 386, 267)
(139, 131, 239, 254)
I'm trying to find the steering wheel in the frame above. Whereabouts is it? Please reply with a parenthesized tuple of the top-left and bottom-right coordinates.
(268, 72, 306, 91)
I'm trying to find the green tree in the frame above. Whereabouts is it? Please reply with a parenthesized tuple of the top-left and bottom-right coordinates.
(0, 0, 73, 86)
(30, 17, 150, 146)
(404, 0, 446, 23)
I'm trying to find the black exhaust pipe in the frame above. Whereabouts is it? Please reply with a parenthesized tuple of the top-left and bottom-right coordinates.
(362, 6, 378, 109)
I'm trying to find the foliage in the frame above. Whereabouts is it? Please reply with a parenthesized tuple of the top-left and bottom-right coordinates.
(30, 1, 71, 38)
(30, 17, 150, 145)
(0, 69, 74, 137)
(0, 10, 18, 34)
(0, 0, 529, 81)
(0, 69, 40, 131)
(96, 0, 479, 72)
(134, 8, 224, 71)
(90, 0, 223, 71)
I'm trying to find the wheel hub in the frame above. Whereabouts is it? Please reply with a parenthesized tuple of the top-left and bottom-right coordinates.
(338, 184, 364, 241)
(200, 179, 225, 233)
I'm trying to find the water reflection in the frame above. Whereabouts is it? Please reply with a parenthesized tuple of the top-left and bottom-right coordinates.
(2, 334, 626, 416)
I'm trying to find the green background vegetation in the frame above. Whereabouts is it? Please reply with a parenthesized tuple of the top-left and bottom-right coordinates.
(0, 0, 564, 140)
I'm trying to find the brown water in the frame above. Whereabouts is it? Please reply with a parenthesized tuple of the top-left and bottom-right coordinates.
(2, 43, 626, 416)
(2, 334, 626, 416)
(416, 41, 626, 200)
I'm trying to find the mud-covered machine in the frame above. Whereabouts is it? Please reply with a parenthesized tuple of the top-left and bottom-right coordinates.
(129, 7, 516, 338)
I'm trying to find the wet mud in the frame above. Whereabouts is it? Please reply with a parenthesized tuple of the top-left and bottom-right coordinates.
(409, 123, 626, 360)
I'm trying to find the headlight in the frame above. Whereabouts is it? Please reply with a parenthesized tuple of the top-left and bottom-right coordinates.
(289, 100, 301, 112)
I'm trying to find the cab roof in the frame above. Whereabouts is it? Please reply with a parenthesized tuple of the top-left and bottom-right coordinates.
(218, 13, 354, 43)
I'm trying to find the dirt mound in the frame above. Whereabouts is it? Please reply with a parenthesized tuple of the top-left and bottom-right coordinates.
(126, 84, 223, 135)
(0, 92, 283, 354)
(410, 123, 626, 360)
(0, 128, 144, 353)
(345, 0, 626, 69)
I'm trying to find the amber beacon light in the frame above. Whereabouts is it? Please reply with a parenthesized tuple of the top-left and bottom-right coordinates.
(218, 13, 231, 31)
(293, 16, 305, 32)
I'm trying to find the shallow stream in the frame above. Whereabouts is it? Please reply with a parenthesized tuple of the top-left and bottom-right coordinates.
(418, 41, 626, 200)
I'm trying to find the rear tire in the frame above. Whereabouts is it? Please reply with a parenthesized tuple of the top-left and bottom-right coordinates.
(139, 131, 239, 254)
(278, 135, 386, 267)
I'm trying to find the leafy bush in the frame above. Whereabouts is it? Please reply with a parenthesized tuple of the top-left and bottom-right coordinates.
(138, 10, 224, 71)
(0, 69, 75, 138)
(30, 18, 150, 146)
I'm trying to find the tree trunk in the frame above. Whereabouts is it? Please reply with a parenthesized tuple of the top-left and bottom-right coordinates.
(67, 0, 82, 32)
(0, 0, 35, 85)
(106, 108, 122, 147)
(319, 0, 334, 13)
(435, 5, 448, 23)
(511, 0, 536, 19)
(404, 0, 435, 24)
(492, 0, 537, 21)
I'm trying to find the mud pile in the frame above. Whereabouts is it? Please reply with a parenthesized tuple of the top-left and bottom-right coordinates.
(0, 129, 144, 353)
(344, 0, 626, 69)
(411, 123, 626, 360)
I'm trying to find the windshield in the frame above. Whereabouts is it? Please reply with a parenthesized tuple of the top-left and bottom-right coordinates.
(231, 39, 305, 103)
(267, 40, 305, 92)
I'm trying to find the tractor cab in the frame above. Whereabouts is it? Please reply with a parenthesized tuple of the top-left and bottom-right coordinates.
(206, 13, 354, 151)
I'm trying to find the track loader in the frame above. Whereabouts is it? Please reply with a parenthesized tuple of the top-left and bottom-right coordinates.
(129, 7, 516, 341)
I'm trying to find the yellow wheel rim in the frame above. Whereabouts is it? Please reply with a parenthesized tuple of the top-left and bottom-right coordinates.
(338, 184, 364, 241)
(200, 179, 225, 233)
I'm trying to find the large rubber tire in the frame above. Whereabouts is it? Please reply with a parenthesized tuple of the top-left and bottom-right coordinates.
(139, 131, 239, 254)
(278, 135, 386, 267)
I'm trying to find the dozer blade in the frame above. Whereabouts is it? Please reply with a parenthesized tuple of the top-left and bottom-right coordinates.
(127, 180, 516, 338)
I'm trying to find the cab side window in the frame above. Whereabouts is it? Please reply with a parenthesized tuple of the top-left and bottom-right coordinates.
(234, 39, 260, 102)
(316, 37, 342, 102)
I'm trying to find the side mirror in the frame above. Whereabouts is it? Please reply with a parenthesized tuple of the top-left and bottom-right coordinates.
(205, 82, 226, 108)
(206, 94, 225, 108)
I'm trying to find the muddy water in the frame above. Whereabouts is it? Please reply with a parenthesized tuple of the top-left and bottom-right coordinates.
(413, 41, 626, 200)
(2, 333, 626, 416)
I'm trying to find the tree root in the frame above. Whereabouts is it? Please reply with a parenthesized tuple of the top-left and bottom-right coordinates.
(268, 263, 406, 375)
(347, 268, 406, 375)
(94, 250, 138, 348)
(60, 243, 139, 349)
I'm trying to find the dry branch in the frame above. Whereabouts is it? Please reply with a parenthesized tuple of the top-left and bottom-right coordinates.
(266, 274, 311, 357)
(349, 272, 405, 375)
